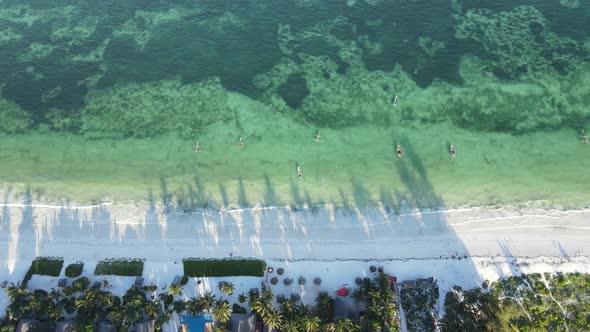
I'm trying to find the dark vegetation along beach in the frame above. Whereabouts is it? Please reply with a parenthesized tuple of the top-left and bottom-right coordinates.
(0, 0, 589, 207)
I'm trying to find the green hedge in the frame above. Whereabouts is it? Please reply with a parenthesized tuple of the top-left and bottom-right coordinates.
(95, 259, 144, 276)
(65, 262, 84, 278)
(23, 257, 64, 285)
(183, 258, 266, 277)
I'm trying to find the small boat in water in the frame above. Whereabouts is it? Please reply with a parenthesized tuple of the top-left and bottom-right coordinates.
(393, 95, 399, 106)
(193, 141, 201, 152)
(297, 166, 302, 178)
(396, 144, 403, 158)
(450, 144, 456, 158)
(315, 131, 321, 142)
(581, 130, 589, 144)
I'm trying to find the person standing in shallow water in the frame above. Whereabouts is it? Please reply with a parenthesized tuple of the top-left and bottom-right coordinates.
(297, 165, 302, 178)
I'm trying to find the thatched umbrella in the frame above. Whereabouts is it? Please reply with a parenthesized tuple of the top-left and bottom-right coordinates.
(369, 266, 377, 273)
(270, 277, 278, 285)
(314, 277, 321, 285)
(277, 268, 285, 275)
(298, 276, 306, 285)
(355, 277, 362, 285)
(284, 278, 293, 286)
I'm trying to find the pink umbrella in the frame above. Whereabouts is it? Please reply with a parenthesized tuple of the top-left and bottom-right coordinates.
(336, 287, 349, 296)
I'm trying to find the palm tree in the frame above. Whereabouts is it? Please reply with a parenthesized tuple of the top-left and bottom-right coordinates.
(145, 299, 161, 318)
(5, 282, 28, 302)
(71, 277, 90, 294)
(238, 293, 247, 303)
(168, 283, 183, 297)
(221, 282, 235, 296)
(47, 289, 64, 320)
(212, 300, 231, 325)
(110, 307, 127, 330)
(198, 292, 216, 312)
(302, 316, 321, 332)
(29, 292, 47, 318)
(250, 298, 266, 317)
(281, 300, 295, 317)
(375, 272, 390, 292)
(261, 288, 274, 305)
(322, 322, 336, 332)
(172, 299, 187, 314)
(282, 321, 298, 332)
(264, 310, 283, 331)
(102, 278, 111, 289)
(334, 319, 356, 332)
(315, 293, 333, 323)
(248, 291, 261, 309)
(156, 309, 173, 331)
(186, 297, 202, 315)
(296, 303, 310, 317)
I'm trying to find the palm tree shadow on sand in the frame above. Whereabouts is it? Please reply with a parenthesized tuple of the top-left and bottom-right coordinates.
(386, 137, 485, 319)
(2, 188, 37, 284)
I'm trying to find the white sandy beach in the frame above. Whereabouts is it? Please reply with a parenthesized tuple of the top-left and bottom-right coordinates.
(1, 199, 590, 329)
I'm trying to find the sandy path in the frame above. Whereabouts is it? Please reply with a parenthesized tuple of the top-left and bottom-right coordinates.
(1, 201, 590, 326)
(1, 202, 589, 265)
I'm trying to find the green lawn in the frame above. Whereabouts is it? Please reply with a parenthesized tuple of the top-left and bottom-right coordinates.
(65, 262, 84, 278)
(23, 257, 64, 285)
(94, 259, 144, 277)
(183, 258, 266, 277)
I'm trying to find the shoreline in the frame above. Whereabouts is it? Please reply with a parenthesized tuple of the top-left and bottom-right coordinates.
(2, 197, 590, 326)
(1, 198, 589, 261)
(1, 122, 590, 209)
(1, 192, 589, 216)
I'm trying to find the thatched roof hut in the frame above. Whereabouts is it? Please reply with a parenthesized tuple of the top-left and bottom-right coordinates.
(134, 320, 155, 332)
(16, 319, 38, 332)
(230, 313, 256, 332)
(55, 320, 74, 332)
(95, 320, 116, 332)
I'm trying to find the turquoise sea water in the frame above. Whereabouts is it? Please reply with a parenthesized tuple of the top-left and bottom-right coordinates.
(0, 0, 589, 207)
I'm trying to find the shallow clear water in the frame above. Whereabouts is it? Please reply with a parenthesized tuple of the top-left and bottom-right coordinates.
(0, 0, 589, 207)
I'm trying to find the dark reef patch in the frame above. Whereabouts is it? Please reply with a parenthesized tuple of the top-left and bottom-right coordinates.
(460, 0, 590, 42)
(98, 16, 283, 98)
(278, 74, 309, 109)
(0, 0, 589, 134)
(353, 0, 460, 86)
